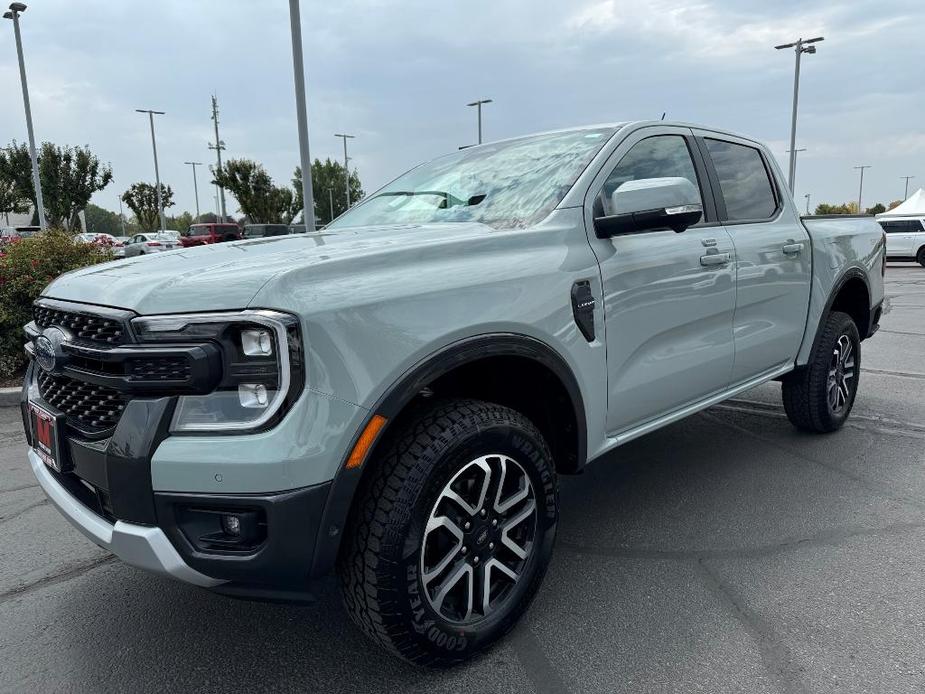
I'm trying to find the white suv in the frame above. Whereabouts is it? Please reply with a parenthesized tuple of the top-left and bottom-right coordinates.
(879, 217, 925, 266)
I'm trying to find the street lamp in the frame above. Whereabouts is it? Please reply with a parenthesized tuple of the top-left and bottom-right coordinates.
(184, 161, 203, 220)
(854, 165, 871, 214)
(4, 3, 47, 230)
(901, 176, 915, 201)
(135, 108, 166, 231)
(288, 0, 315, 232)
(326, 187, 334, 224)
(334, 133, 355, 208)
(786, 148, 807, 192)
(775, 36, 823, 193)
(467, 98, 493, 144)
(804, 193, 811, 215)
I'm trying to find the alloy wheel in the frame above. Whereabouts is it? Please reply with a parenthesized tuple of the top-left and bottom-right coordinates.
(827, 334, 855, 414)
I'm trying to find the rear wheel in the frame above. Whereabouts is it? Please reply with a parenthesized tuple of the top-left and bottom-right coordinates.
(338, 399, 558, 666)
(916, 246, 925, 268)
(782, 310, 860, 432)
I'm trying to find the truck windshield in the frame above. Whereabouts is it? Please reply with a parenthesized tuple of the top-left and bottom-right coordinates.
(328, 128, 615, 230)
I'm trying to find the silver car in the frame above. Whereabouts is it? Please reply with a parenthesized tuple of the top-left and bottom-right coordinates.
(123, 232, 179, 257)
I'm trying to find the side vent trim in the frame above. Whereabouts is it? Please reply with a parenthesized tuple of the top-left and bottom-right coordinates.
(571, 281, 595, 342)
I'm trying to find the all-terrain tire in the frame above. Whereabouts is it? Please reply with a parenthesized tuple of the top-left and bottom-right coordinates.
(916, 246, 925, 268)
(338, 399, 558, 666)
(782, 310, 861, 432)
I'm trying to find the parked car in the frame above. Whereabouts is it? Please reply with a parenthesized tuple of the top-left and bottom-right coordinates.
(0, 225, 40, 245)
(179, 222, 242, 247)
(122, 232, 179, 257)
(243, 223, 290, 239)
(877, 217, 925, 266)
(21, 121, 885, 666)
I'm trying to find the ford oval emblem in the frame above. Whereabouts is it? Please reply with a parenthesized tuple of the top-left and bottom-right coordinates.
(34, 327, 68, 373)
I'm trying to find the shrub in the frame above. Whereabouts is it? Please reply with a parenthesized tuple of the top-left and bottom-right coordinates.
(0, 230, 113, 378)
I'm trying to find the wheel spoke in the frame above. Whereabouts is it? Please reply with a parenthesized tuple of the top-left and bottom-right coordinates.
(422, 516, 464, 586)
(432, 562, 473, 619)
(494, 457, 529, 514)
(481, 558, 519, 615)
(442, 458, 492, 516)
(501, 498, 536, 559)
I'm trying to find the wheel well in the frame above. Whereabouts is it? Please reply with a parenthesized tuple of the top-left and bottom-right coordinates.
(830, 277, 871, 339)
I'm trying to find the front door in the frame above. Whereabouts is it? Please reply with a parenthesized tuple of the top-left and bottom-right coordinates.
(695, 133, 812, 383)
(584, 127, 737, 435)
(881, 219, 918, 257)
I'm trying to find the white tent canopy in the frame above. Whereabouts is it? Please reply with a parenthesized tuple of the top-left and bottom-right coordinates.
(877, 188, 925, 218)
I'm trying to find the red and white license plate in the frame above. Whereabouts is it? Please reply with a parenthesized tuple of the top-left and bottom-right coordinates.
(30, 402, 67, 472)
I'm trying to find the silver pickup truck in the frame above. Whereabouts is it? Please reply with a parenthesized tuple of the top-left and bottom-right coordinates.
(21, 121, 885, 665)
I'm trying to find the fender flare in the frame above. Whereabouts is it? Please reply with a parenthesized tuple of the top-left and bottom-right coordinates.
(806, 267, 873, 362)
(308, 333, 587, 578)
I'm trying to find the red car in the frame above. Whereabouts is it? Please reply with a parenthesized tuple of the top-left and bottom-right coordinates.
(179, 223, 242, 247)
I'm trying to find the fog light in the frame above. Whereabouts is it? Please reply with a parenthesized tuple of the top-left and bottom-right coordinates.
(221, 513, 241, 536)
(238, 383, 269, 408)
(241, 329, 273, 356)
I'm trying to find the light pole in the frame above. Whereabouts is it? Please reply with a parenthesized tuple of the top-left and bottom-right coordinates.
(804, 193, 811, 215)
(775, 37, 823, 193)
(467, 98, 493, 144)
(135, 108, 166, 231)
(288, 0, 316, 233)
(334, 133, 355, 208)
(327, 187, 334, 224)
(786, 147, 807, 192)
(209, 95, 228, 221)
(4, 3, 46, 230)
(118, 195, 126, 235)
(184, 161, 203, 220)
(901, 176, 915, 200)
(854, 165, 871, 214)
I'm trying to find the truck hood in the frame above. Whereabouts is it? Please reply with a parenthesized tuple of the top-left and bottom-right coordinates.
(43, 223, 499, 314)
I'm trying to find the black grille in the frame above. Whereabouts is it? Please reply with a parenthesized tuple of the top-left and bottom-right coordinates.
(33, 305, 127, 345)
(127, 357, 192, 382)
(37, 371, 127, 434)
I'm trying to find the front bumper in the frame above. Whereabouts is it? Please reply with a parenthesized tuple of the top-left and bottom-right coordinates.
(29, 448, 222, 588)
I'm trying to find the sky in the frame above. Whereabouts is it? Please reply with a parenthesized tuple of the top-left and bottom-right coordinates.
(1, 0, 923, 219)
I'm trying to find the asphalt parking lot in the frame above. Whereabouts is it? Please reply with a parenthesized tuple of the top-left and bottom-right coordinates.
(1, 264, 923, 693)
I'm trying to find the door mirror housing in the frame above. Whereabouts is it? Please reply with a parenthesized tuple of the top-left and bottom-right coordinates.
(594, 177, 703, 238)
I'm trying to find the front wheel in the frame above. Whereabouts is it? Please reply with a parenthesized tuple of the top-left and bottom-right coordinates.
(782, 310, 861, 432)
(338, 399, 558, 666)
(916, 246, 925, 268)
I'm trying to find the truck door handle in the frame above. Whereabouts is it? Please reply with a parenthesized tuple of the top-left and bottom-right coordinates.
(700, 252, 730, 267)
(782, 242, 804, 255)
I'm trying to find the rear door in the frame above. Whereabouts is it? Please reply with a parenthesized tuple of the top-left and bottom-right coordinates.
(695, 131, 812, 383)
(585, 125, 737, 435)
(879, 220, 917, 257)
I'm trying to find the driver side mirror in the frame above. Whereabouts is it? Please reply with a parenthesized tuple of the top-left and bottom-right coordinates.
(594, 177, 703, 238)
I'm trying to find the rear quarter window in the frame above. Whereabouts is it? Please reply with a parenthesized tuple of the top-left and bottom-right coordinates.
(705, 139, 778, 222)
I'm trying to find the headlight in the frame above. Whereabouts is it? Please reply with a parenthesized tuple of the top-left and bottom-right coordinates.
(131, 310, 303, 433)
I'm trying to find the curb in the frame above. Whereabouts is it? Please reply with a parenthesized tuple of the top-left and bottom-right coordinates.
(0, 387, 20, 408)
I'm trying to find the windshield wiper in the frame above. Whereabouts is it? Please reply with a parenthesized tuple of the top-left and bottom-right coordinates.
(378, 190, 485, 208)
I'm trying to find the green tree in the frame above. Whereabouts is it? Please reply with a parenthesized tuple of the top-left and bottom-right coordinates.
(166, 211, 194, 232)
(0, 141, 113, 229)
(211, 159, 292, 223)
(121, 182, 174, 231)
(887, 200, 904, 211)
(814, 202, 858, 215)
(865, 203, 886, 215)
(0, 173, 30, 225)
(84, 203, 124, 236)
(293, 158, 364, 224)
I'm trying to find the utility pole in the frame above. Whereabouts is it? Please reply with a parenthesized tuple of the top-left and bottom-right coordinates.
(467, 98, 493, 144)
(804, 193, 811, 215)
(184, 161, 203, 220)
(786, 148, 807, 192)
(209, 95, 227, 221)
(775, 37, 823, 193)
(118, 195, 126, 235)
(288, 0, 316, 232)
(135, 108, 166, 231)
(854, 165, 871, 214)
(901, 176, 915, 201)
(4, 3, 46, 230)
(334, 133, 355, 208)
(327, 187, 334, 224)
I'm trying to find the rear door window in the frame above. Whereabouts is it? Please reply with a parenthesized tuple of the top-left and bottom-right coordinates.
(704, 139, 778, 222)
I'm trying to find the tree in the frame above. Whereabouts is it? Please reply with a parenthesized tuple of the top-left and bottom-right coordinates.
(865, 203, 886, 215)
(211, 158, 292, 223)
(121, 182, 174, 231)
(887, 200, 904, 211)
(293, 158, 364, 224)
(166, 211, 194, 232)
(84, 203, 124, 236)
(814, 202, 858, 215)
(0, 175, 30, 226)
(0, 141, 113, 229)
